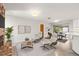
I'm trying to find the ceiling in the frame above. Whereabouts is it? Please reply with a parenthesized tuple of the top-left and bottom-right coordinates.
(4, 3, 79, 25)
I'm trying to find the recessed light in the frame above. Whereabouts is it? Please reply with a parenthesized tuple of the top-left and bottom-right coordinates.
(30, 9, 40, 17)
(53, 20, 59, 22)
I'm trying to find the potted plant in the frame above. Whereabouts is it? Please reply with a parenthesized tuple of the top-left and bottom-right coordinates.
(53, 25, 62, 33)
(5, 26, 13, 43)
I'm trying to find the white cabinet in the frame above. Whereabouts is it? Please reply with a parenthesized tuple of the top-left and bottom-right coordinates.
(72, 35, 79, 54)
(72, 19, 79, 54)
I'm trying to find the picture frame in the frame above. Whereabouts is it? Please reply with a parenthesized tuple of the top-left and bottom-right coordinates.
(18, 25, 25, 34)
(25, 25, 31, 33)
(18, 25, 31, 34)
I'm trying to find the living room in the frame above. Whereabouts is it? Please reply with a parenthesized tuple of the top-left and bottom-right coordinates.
(0, 3, 79, 56)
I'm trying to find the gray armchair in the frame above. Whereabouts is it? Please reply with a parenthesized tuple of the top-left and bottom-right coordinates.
(41, 41, 57, 50)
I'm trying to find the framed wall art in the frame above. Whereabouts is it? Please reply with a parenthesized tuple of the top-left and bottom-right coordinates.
(18, 25, 25, 34)
(18, 25, 31, 34)
(25, 26, 31, 33)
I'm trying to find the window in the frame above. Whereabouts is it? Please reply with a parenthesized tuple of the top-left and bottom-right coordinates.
(63, 27, 69, 33)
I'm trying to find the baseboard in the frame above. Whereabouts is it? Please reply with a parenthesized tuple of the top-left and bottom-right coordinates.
(72, 49, 79, 56)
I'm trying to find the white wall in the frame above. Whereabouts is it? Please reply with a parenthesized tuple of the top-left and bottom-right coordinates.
(71, 19, 79, 54)
(67, 20, 73, 40)
(73, 19, 79, 28)
(5, 15, 52, 45)
(69, 21, 73, 34)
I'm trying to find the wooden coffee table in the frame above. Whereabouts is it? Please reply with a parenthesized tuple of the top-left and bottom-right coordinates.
(21, 41, 33, 49)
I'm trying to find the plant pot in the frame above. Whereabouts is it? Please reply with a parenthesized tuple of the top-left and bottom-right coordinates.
(7, 40, 12, 46)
